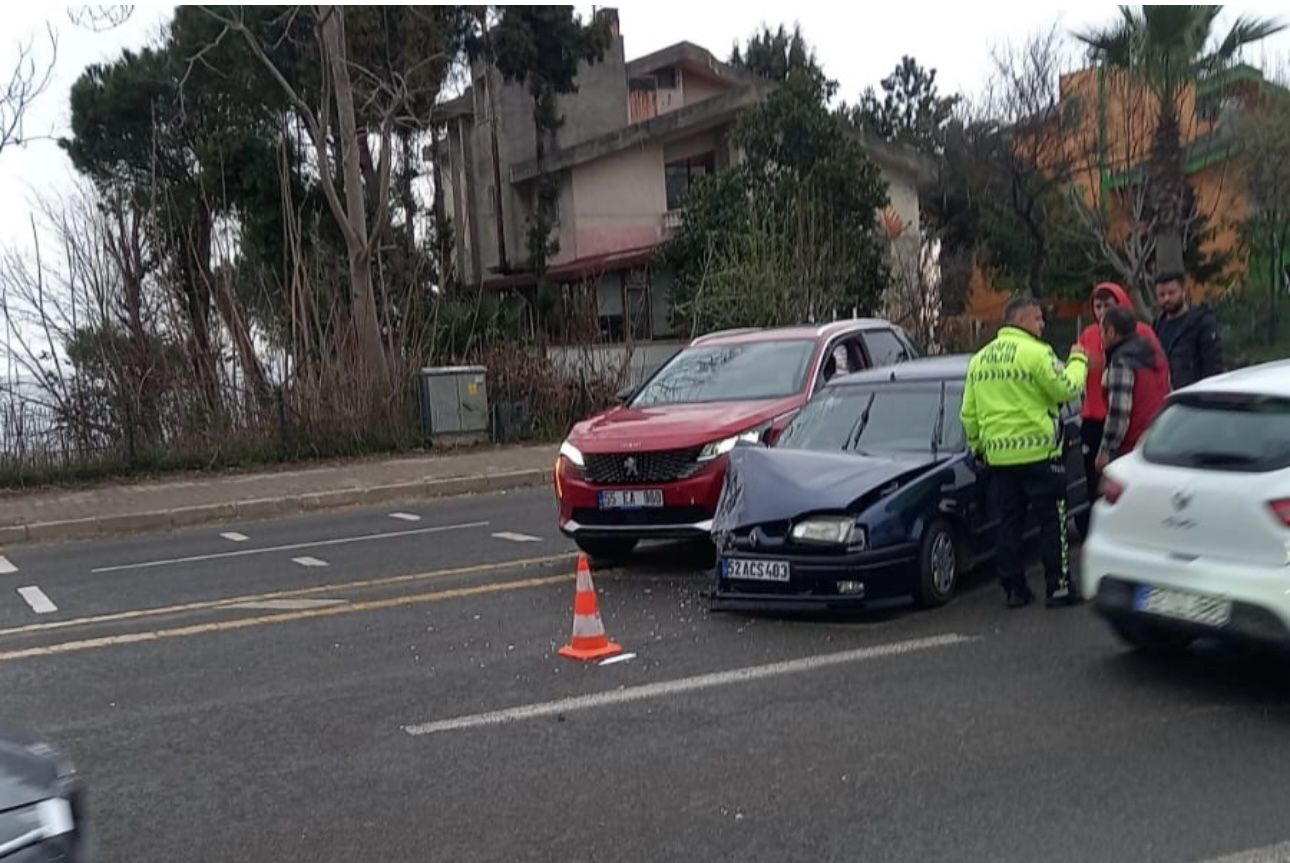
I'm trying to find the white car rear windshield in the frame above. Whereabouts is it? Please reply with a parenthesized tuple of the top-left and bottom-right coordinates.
(632, 340, 816, 407)
(1142, 393, 1290, 472)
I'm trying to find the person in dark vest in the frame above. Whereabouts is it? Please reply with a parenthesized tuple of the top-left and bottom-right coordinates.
(1076, 282, 1167, 526)
(1152, 271, 1224, 389)
(1095, 306, 1172, 472)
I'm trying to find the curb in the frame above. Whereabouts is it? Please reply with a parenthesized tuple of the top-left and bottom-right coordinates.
(1, 467, 552, 549)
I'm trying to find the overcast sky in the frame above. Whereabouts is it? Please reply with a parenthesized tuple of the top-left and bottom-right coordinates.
(0, 2, 1287, 255)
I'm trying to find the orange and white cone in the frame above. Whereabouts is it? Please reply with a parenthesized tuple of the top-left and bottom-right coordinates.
(558, 555, 623, 662)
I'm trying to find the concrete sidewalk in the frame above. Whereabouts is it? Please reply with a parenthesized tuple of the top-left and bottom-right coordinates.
(0, 445, 554, 547)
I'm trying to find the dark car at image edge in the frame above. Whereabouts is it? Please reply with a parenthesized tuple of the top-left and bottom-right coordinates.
(0, 726, 93, 861)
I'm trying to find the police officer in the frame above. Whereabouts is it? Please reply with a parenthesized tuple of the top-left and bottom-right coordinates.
(961, 296, 1089, 609)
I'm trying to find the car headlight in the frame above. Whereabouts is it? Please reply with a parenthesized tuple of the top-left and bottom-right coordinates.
(0, 798, 75, 856)
(698, 423, 770, 462)
(558, 440, 584, 468)
(790, 516, 859, 546)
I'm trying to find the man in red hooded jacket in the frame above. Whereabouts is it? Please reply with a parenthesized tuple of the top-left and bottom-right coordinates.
(1077, 283, 1168, 511)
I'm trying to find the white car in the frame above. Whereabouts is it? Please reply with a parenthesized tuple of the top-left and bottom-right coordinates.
(1082, 359, 1290, 653)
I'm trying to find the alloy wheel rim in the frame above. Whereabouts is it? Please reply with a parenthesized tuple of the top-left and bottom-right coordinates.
(931, 532, 957, 594)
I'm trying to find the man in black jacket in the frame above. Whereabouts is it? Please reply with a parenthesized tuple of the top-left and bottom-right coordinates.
(1153, 271, 1224, 389)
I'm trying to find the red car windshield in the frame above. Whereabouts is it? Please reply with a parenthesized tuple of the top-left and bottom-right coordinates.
(632, 339, 816, 407)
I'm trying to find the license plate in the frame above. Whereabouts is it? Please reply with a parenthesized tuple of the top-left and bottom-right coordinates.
(1134, 585, 1232, 627)
(723, 558, 791, 582)
(598, 489, 664, 509)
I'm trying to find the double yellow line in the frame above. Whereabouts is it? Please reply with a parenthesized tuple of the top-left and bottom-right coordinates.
(0, 553, 579, 663)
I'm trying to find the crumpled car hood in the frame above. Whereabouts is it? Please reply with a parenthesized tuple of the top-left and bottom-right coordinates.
(713, 445, 941, 532)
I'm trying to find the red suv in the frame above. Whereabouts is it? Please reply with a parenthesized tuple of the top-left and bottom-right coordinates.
(555, 320, 918, 559)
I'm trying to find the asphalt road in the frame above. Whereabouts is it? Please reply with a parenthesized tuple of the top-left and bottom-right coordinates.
(3, 487, 1290, 862)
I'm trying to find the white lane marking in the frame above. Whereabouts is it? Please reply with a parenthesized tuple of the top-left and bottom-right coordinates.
(404, 633, 974, 736)
(0, 556, 16, 574)
(1201, 842, 1290, 863)
(17, 586, 57, 614)
(599, 652, 637, 667)
(389, 512, 421, 522)
(492, 531, 541, 543)
(291, 556, 329, 568)
(227, 599, 347, 611)
(91, 521, 490, 573)
(220, 532, 249, 543)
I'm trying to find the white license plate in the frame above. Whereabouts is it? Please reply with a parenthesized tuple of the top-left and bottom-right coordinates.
(1134, 585, 1232, 627)
(723, 558, 791, 582)
(598, 489, 664, 509)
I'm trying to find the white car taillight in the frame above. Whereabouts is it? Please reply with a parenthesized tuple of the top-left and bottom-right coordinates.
(1269, 498, 1290, 528)
(1100, 476, 1126, 505)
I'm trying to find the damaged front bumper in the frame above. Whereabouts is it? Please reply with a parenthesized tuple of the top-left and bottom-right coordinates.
(709, 543, 920, 612)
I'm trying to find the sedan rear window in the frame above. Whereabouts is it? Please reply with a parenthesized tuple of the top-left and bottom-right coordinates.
(632, 340, 816, 407)
(1142, 394, 1290, 472)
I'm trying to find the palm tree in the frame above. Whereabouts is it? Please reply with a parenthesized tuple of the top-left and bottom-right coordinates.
(1075, 5, 1283, 276)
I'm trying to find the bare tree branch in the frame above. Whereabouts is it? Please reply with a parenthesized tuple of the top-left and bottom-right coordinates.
(67, 6, 134, 32)
(0, 23, 57, 156)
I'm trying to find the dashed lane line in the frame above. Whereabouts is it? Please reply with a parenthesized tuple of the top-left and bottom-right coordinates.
(403, 633, 977, 736)
(0, 572, 575, 663)
(0, 556, 16, 574)
(389, 513, 421, 522)
(228, 599, 346, 611)
(493, 532, 542, 543)
(220, 532, 249, 543)
(291, 556, 329, 568)
(90, 520, 490, 573)
(0, 553, 578, 638)
(17, 586, 57, 615)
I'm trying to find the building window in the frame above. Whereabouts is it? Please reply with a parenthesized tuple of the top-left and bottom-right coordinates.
(625, 268, 652, 342)
(474, 77, 493, 124)
(665, 152, 716, 210)
(653, 67, 677, 90)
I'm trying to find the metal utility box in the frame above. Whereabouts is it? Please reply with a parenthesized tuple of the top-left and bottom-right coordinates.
(417, 366, 488, 440)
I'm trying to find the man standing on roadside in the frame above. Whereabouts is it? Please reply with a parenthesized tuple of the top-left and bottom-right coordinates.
(961, 296, 1089, 609)
(1096, 306, 1172, 473)
(1153, 271, 1224, 389)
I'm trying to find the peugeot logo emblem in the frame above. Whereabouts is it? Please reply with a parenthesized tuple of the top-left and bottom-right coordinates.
(1172, 489, 1192, 511)
(623, 456, 638, 478)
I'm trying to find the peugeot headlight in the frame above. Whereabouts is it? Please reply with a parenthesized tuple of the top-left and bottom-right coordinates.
(698, 423, 770, 462)
(0, 798, 75, 856)
(790, 516, 860, 546)
(558, 440, 584, 468)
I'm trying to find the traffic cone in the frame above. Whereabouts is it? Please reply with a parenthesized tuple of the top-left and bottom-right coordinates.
(558, 555, 623, 662)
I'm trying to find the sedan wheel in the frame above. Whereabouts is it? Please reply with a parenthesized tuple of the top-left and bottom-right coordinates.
(914, 521, 960, 608)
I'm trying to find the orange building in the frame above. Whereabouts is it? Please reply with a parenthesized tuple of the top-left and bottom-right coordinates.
(966, 63, 1278, 325)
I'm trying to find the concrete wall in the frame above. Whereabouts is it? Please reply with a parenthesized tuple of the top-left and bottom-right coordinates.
(683, 74, 729, 107)
(562, 144, 667, 262)
(558, 33, 629, 149)
(655, 83, 684, 116)
(662, 131, 718, 165)
(881, 163, 921, 236)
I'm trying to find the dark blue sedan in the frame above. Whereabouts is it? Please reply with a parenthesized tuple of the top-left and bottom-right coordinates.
(710, 355, 1089, 612)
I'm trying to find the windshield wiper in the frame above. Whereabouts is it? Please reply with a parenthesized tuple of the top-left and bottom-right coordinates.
(931, 381, 946, 460)
(845, 392, 878, 453)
